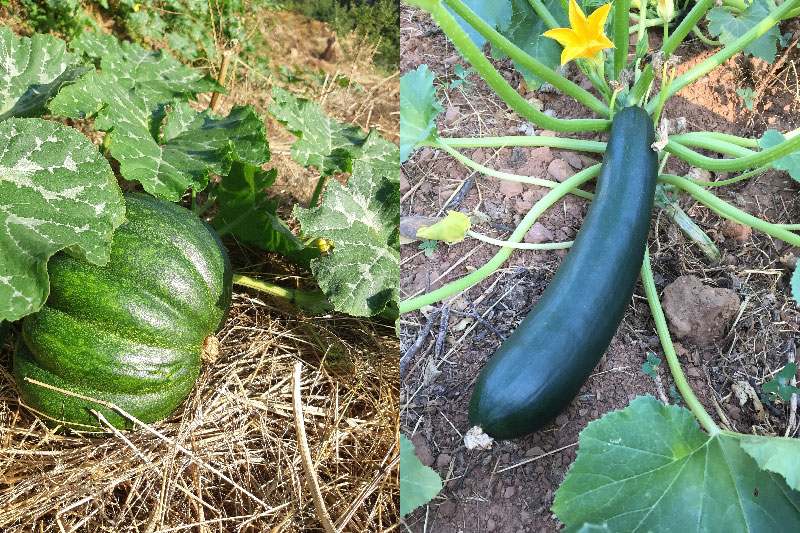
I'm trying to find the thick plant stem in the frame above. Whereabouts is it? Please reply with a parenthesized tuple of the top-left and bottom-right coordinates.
(399, 164, 600, 313)
(430, 140, 595, 199)
(642, 248, 720, 435)
(234, 274, 332, 313)
(422, 0, 610, 132)
(645, 0, 800, 113)
(660, 174, 800, 247)
(444, 0, 610, 117)
(664, 132, 800, 172)
(614, 0, 631, 79)
(309, 175, 327, 208)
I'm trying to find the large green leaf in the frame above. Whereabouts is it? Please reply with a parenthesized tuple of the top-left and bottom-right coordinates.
(707, 0, 781, 63)
(443, 0, 513, 49)
(0, 27, 90, 121)
(493, 0, 568, 89)
(400, 434, 442, 516)
(67, 31, 224, 99)
(759, 129, 800, 182)
(212, 161, 320, 267)
(50, 71, 268, 200)
(400, 65, 443, 162)
(0, 118, 124, 322)
(553, 396, 800, 532)
(295, 160, 399, 317)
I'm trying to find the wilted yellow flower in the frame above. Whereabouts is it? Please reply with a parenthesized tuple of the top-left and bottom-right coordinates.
(543, 0, 614, 66)
(416, 211, 471, 243)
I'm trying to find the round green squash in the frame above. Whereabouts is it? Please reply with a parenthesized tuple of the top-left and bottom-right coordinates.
(13, 193, 233, 431)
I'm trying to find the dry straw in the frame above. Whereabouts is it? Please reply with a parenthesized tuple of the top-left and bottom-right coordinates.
(0, 290, 399, 532)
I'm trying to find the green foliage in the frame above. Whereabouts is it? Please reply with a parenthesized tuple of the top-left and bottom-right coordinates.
(641, 352, 661, 379)
(18, 0, 92, 37)
(419, 239, 438, 257)
(449, 64, 476, 90)
(286, 0, 399, 70)
(400, 434, 442, 516)
(759, 129, 800, 182)
(400, 65, 443, 162)
(735, 87, 758, 110)
(707, 0, 781, 63)
(553, 395, 800, 530)
(762, 363, 800, 402)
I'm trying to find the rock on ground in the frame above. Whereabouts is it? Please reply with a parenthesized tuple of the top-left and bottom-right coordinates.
(662, 275, 741, 347)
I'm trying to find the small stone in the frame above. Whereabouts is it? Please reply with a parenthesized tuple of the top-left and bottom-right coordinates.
(720, 220, 752, 242)
(526, 446, 545, 457)
(504, 486, 515, 498)
(547, 159, 575, 183)
(555, 413, 569, 426)
(444, 105, 460, 126)
(687, 367, 702, 378)
(436, 453, 451, 469)
(524, 222, 554, 244)
(400, 174, 411, 195)
(487, 519, 497, 531)
(562, 151, 584, 169)
(438, 500, 457, 518)
(499, 179, 524, 196)
(530, 146, 553, 164)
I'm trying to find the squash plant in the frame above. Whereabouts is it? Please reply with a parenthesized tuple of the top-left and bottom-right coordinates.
(0, 27, 399, 431)
(400, 0, 800, 526)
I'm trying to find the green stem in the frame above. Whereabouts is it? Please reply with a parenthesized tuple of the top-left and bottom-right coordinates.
(309, 175, 327, 208)
(614, 0, 632, 79)
(399, 164, 600, 314)
(641, 248, 720, 435)
(685, 164, 771, 187)
(628, 18, 665, 33)
(430, 139, 596, 199)
(664, 132, 800, 172)
(691, 25, 722, 46)
(630, 0, 715, 105)
(425, 0, 610, 132)
(101, 131, 112, 156)
(444, 0, 611, 117)
(671, 131, 759, 149)
(467, 230, 574, 249)
(526, 0, 561, 30)
(668, 137, 756, 158)
(645, 0, 800, 114)
(660, 174, 800, 247)
(431, 136, 605, 151)
(234, 274, 332, 311)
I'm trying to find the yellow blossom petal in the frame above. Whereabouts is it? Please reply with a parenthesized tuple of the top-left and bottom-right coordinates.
(416, 211, 471, 243)
(543, 0, 614, 65)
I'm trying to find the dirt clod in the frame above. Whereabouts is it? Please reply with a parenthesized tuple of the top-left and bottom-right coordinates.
(662, 275, 741, 346)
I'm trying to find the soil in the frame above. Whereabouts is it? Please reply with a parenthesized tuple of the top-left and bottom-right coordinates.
(400, 6, 800, 532)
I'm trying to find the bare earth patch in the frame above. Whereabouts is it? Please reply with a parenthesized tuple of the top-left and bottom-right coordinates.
(401, 6, 800, 532)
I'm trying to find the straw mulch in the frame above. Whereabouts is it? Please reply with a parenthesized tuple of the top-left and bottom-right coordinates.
(0, 285, 399, 532)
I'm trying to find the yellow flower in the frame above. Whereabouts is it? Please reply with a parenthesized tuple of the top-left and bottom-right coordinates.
(543, 0, 614, 66)
(657, 0, 674, 22)
(133, 3, 140, 11)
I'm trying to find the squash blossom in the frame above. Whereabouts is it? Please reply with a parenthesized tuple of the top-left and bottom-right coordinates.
(657, 0, 674, 22)
(543, 0, 614, 66)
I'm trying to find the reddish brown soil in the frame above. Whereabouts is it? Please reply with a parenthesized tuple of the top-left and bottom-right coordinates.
(401, 6, 800, 532)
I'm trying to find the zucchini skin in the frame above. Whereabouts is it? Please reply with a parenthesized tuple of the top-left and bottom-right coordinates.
(468, 106, 658, 440)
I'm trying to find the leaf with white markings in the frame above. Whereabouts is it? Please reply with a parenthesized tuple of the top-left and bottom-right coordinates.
(553, 395, 800, 532)
(68, 31, 224, 99)
(0, 27, 91, 121)
(50, 71, 269, 200)
(0, 118, 124, 322)
(268, 87, 389, 177)
(295, 160, 399, 316)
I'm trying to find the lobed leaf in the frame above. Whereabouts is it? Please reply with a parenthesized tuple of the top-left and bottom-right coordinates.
(554, 395, 800, 532)
(0, 118, 124, 322)
(707, 0, 781, 63)
(400, 65, 443, 162)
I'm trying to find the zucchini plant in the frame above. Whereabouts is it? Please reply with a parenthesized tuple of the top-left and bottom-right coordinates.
(400, 0, 800, 525)
(0, 27, 399, 431)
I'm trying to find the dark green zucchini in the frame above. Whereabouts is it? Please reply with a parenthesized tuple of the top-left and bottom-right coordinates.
(468, 106, 658, 440)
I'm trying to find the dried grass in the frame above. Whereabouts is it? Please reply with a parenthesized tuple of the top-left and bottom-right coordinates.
(0, 279, 399, 532)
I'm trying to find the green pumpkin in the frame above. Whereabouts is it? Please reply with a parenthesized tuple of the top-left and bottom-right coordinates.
(13, 193, 233, 431)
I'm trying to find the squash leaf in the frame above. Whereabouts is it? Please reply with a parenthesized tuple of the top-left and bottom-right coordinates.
(213, 161, 320, 268)
(295, 159, 399, 317)
(553, 395, 800, 531)
(400, 434, 442, 516)
(759, 129, 800, 182)
(707, 0, 781, 63)
(0, 118, 124, 322)
(67, 31, 224, 100)
(0, 27, 91, 121)
(400, 65, 443, 162)
(50, 71, 268, 201)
